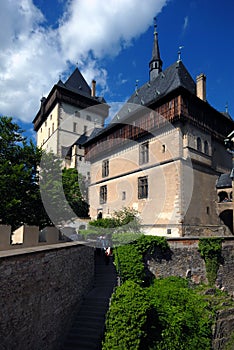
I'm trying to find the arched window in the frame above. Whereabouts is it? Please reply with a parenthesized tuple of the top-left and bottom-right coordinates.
(204, 140, 209, 155)
(218, 191, 229, 203)
(197, 137, 202, 152)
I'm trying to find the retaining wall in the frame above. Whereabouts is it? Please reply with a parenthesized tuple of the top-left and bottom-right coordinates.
(0, 242, 94, 350)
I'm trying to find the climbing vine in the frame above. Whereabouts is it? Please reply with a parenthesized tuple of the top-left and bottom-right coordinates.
(198, 238, 223, 286)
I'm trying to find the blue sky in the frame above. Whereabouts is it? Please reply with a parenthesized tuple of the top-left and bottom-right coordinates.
(0, 0, 233, 139)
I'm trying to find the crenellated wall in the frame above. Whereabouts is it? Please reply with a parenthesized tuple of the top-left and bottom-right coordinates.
(0, 242, 95, 350)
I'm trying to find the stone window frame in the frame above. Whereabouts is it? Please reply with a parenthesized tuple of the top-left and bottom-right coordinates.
(138, 176, 148, 199)
(100, 185, 107, 204)
(139, 141, 149, 165)
(102, 159, 109, 178)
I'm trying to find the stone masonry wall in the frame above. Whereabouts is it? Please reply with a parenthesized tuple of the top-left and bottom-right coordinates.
(0, 242, 94, 350)
(147, 238, 234, 293)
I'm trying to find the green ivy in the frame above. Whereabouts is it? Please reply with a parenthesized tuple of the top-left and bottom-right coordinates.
(198, 238, 223, 286)
(114, 235, 169, 286)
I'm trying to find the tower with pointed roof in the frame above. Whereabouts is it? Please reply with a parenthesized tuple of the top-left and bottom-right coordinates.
(33, 67, 109, 180)
(84, 21, 234, 236)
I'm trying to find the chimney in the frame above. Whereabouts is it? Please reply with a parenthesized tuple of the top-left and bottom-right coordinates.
(91, 79, 96, 97)
(40, 96, 46, 114)
(196, 73, 206, 101)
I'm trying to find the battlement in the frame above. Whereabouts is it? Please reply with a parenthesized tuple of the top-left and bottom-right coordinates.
(0, 224, 61, 251)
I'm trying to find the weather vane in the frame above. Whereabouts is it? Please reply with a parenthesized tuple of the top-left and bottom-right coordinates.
(154, 16, 157, 33)
(177, 46, 184, 62)
(135, 79, 139, 91)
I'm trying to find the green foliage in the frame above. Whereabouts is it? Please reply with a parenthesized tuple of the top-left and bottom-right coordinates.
(224, 331, 234, 350)
(114, 235, 169, 286)
(198, 238, 223, 286)
(0, 116, 51, 229)
(62, 168, 89, 218)
(103, 277, 213, 350)
(114, 243, 145, 284)
(148, 277, 213, 350)
(89, 217, 118, 228)
(89, 207, 141, 231)
(102, 280, 149, 350)
(0, 117, 89, 229)
(112, 231, 142, 246)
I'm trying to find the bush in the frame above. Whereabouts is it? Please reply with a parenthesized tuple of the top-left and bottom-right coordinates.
(114, 235, 169, 285)
(148, 277, 213, 350)
(102, 280, 149, 350)
(114, 244, 145, 284)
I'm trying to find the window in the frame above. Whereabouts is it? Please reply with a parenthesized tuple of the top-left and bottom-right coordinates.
(45, 121, 47, 127)
(86, 115, 91, 121)
(138, 176, 148, 199)
(84, 125, 87, 133)
(204, 140, 209, 155)
(48, 128, 50, 138)
(100, 185, 107, 204)
(122, 191, 126, 200)
(50, 114, 52, 120)
(73, 122, 77, 133)
(197, 137, 202, 152)
(162, 144, 166, 153)
(102, 160, 109, 177)
(52, 123, 54, 133)
(139, 142, 149, 164)
(75, 111, 80, 117)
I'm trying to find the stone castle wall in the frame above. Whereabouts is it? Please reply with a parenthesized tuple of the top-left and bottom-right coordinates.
(0, 242, 94, 350)
(147, 238, 234, 293)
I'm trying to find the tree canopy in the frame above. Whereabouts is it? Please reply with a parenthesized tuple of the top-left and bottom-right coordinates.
(0, 116, 89, 230)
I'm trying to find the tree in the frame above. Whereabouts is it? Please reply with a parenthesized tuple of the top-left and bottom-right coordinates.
(0, 116, 51, 229)
(0, 116, 88, 230)
(62, 168, 89, 218)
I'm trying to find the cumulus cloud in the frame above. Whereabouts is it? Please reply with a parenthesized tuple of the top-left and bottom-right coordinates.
(0, 0, 168, 122)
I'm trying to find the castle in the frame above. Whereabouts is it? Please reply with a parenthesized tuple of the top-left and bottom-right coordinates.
(33, 22, 234, 237)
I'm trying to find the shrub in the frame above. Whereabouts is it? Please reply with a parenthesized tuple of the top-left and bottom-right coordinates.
(114, 243, 145, 284)
(114, 235, 169, 285)
(102, 280, 149, 350)
(148, 277, 213, 350)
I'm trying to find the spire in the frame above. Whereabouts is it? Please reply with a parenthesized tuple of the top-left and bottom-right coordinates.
(149, 17, 163, 81)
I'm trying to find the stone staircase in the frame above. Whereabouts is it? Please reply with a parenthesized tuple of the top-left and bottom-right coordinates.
(62, 251, 117, 350)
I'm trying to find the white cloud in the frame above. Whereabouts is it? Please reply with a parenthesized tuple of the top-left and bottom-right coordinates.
(0, 0, 168, 122)
(183, 15, 189, 32)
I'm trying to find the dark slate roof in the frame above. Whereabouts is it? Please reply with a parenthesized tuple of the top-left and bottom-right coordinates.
(128, 60, 196, 106)
(216, 173, 232, 189)
(221, 112, 232, 120)
(74, 133, 88, 146)
(64, 67, 91, 96)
